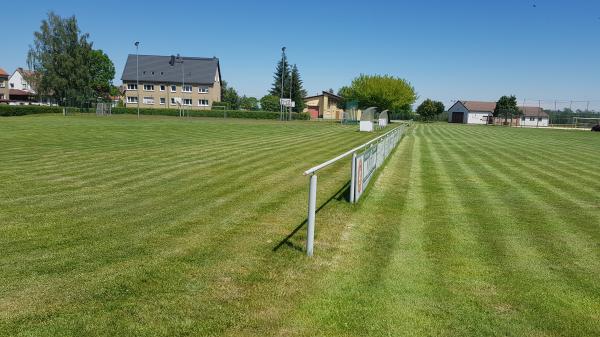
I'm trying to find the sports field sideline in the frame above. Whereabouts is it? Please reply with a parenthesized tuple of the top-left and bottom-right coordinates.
(1, 114, 599, 336)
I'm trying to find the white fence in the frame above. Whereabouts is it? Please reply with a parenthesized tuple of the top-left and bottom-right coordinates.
(302, 125, 406, 256)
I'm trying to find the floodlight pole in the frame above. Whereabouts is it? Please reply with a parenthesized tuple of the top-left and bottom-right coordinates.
(289, 68, 293, 121)
(135, 41, 140, 118)
(280, 47, 286, 121)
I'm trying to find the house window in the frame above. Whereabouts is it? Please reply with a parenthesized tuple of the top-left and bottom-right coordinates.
(143, 84, 154, 91)
(0, 81, 4, 88)
(160, 85, 165, 91)
(160, 97, 165, 105)
(151, 71, 155, 75)
(198, 87, 209, 93)
(183, 98, 193, 106)
(143, 96, 154, 104)
(10, 83, 15, 88)
(529, 117, 535, 121)
(127, 83, 137, 90)
(182, 85, 192, 92)
(171, 97, 180, 105)
(171, 85, 177, 92)
(198, 99, 209, 106)
(0, 94, 4, 99)
(127, 96, 138, 103)
(538, 117, 543, 121)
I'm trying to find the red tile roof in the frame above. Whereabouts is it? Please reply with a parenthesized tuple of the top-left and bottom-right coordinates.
(0, 68, 8, 76)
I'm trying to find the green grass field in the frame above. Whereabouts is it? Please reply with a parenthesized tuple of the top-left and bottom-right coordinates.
(1, 115, 599, 337)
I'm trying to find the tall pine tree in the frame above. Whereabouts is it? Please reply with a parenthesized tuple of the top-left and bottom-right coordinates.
(290, 64, 307, 112)
(269, 51, 290, 98)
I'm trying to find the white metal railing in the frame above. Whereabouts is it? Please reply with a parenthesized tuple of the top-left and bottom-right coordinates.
(302, 125, 406, 256)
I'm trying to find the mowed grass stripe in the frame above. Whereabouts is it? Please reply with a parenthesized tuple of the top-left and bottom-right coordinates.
(1, 115, 384, 334)
(281, 123, 599, 337)
(445, 125, 600, 179)
(428, 125, 599, 335)
(428, 124, 598, 333)
(433, 125, 600, 251)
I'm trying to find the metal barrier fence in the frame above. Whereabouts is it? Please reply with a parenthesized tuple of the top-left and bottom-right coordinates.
(302, 125, 407, 256)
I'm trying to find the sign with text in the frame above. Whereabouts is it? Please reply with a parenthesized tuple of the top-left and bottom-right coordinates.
(353, 127, 404, 201)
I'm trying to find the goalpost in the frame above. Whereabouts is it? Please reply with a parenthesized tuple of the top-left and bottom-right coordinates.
(573, 117, 600, 129)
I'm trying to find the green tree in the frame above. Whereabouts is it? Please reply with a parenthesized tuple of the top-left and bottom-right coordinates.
(494, 95, 519, 123)
(260, 95, 280, 112)
(239, 95, 259, 110)
(220, 80, 240, 109)
(434, 101, 445, 115)
(269, 51, 290, 98)
(89, 49, 115, 99)
(27, 12, 112, 107)
(416, 99, 442, 122)
(338, 74, 417, 112)
(290, 64, 307, 112)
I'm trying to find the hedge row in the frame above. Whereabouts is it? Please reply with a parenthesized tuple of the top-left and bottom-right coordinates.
(0, 104, 311, 120)
(112, 107, 310, 120)
(0, 105, 62, 116)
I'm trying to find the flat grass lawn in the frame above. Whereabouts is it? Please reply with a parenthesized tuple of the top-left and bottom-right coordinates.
(1, 116, 599, 336)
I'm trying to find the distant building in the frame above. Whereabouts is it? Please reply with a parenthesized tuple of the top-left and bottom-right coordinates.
(448, 101, 495, 124)
(121, 55, 222, 110)
(520, 106, 549, 127)
(0, 68, 9, 103)
(8, 68, 36, 93)
(303, 91, 344, 120)
(448, 100, 549, 127)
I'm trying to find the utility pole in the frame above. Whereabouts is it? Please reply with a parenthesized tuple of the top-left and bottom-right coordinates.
(135, 41, 140, 118)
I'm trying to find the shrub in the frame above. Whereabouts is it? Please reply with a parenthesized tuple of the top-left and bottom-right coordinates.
(0, 105, 62, 116)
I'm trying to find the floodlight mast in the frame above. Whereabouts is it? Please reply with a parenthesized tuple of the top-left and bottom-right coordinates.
(134, 41, 140, 119)
(280, 47, 286, 121)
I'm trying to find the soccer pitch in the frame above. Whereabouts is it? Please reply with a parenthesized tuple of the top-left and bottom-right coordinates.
(1, 115, 599, 336)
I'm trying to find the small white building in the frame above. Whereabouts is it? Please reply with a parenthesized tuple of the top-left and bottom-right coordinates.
(447, 101, 494, 124)
(8, 68, 36, 94)
(520, 106, 549, 127)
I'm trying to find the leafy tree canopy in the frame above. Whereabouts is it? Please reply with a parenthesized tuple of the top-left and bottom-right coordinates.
(27, 12, 115, 105)
(239, 95, 259, 110)
(416, 99, 444, 121)
(260, 95, 280, 112)
(220, 80, 240, 110)
(338, 74, 417, 113)
(494, 95, 519, 117)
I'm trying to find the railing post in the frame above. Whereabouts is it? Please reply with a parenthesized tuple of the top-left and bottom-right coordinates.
(306, 174, 317, 257)
(350, 152, 356, 203)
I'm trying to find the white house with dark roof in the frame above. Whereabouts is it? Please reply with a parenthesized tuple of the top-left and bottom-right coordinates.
(448, 100, 550, 127)
(520, 106, 549, 127)
(448, 101, 495, 124)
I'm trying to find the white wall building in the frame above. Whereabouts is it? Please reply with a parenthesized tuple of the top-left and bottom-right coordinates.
(448, 100, 550, 127)
(447, 101, 494, 124)
(520, 106, 549, 127)
(8, 68, 36, 94)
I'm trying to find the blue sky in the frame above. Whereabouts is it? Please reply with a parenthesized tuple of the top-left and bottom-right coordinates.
(3, 0, 600, 109)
